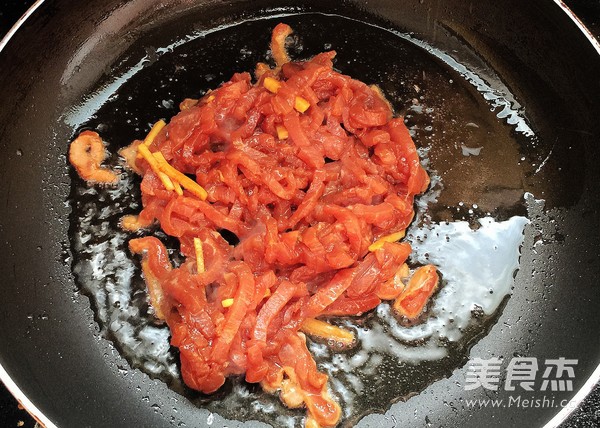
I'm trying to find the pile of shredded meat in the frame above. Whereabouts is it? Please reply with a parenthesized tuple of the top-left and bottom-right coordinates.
(70, 23, 439, 427)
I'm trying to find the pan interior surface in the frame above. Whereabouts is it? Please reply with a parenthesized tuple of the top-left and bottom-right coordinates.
(0, 1, 598, 428)
(67, 12, 537, 427)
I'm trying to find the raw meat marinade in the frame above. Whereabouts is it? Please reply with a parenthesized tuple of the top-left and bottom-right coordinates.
(69, 24, 438, 427)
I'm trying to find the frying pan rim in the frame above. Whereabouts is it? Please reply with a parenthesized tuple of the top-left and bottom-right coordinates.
(0, 3, 56, 427)
(0, 0, 44, 52)
(554, 0, 600, 53)
(0, 0, 599, 427)
(0, 357, 57, 427)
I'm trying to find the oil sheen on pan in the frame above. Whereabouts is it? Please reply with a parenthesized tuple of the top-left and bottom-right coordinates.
(67, 13, 535, 428)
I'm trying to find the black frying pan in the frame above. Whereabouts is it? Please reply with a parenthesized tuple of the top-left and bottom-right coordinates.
(1, 1, 599, 427)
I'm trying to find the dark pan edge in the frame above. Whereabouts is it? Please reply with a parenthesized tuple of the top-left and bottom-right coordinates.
(544, 364, 600, 427)
(540, 4, 600, 427)
(0, 364, 56, 428)
(0, 0, 45, 51)
(0, 3, 59, 427)
(554, 0, 600, 54)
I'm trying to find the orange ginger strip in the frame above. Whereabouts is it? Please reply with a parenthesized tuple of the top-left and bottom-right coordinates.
(264, 77, 281, 93)
(294, 96, 310, 113)
(143, 120, 166, 146)
(221, 298, 234, 308)
(193, 237, 205, 273)
(276, 125, 288, 140)
(172, 180, 184, 196)
(368, 230, 406, 252)
(137, 144, 175, 191)
(152, 151, 208, 200)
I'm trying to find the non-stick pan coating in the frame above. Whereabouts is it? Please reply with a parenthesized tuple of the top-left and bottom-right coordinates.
(0, 1, 599, 427)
